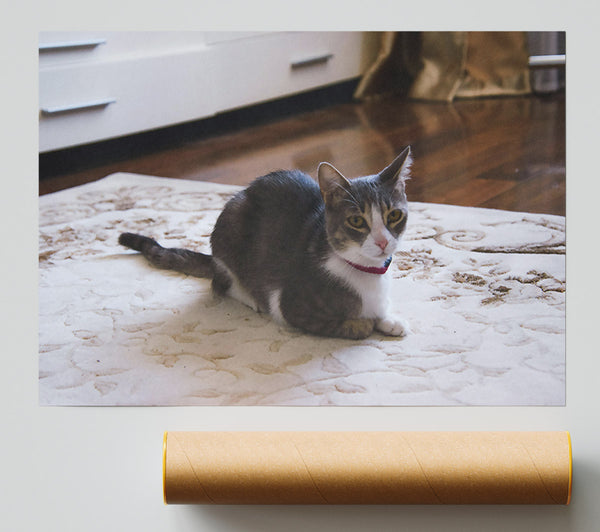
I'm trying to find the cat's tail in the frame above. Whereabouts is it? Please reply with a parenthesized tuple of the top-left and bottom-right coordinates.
(118, 232, 214, 278)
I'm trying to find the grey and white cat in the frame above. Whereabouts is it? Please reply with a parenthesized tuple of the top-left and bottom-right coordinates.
(119, 147, 412, 340)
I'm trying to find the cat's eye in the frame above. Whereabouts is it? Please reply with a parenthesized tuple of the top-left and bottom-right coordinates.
(387, 209, 405, 225)
(347, 215, 366, 229)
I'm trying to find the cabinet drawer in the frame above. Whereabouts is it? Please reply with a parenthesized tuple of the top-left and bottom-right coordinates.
(210, 32, 378, 112)
(39, 48, 217, 152)
(38, 31, 210, 68)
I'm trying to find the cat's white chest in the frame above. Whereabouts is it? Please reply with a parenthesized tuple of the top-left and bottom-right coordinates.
(359, 274, 389, 318)
(324, 255, 389, 319)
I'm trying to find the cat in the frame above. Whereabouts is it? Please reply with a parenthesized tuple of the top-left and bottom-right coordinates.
(119, 146, 412, 340)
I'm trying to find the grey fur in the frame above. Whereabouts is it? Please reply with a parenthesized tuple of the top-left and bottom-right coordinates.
(119, 147, 412, 339)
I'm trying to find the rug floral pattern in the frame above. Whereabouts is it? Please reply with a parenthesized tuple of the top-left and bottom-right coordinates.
(39, 173, 565, 405)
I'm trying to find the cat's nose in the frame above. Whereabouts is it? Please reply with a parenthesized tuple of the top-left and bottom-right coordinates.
(375, 238, 389, 251)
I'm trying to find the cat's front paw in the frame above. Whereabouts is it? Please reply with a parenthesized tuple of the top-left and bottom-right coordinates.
(376, 317, 410, 337)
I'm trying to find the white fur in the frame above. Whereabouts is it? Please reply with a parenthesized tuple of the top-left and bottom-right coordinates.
(376, 316, 411, 337)
(324, 253, 390, 319)
(212, 258, 258, 312)
(398, 152, 413, 183)
(268, 289, 286, 325)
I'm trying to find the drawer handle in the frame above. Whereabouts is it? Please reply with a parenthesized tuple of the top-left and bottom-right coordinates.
(40, 98, 116, 116)
(290, 53, 334, 70)
(529, 54, 566, 68)
(39, 39, 106, 52)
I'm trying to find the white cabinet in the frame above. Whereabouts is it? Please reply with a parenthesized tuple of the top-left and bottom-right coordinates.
(39, 32, 378, 152)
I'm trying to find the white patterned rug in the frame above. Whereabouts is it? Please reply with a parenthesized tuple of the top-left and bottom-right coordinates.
(39, 173, 565, 406)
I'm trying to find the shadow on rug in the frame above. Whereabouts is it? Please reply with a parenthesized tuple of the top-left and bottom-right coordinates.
(39, 173, 565, 405)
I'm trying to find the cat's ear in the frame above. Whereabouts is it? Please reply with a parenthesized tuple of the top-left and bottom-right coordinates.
(318, 162, 351, 203)
(378, 146, 413, 189)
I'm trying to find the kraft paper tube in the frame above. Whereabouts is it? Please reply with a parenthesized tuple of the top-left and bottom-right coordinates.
(163, 431, 572, 505)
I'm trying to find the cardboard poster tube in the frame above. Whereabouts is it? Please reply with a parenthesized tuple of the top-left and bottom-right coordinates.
(163, 431, 572, 505)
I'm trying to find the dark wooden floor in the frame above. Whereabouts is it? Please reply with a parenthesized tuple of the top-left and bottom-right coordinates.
(39, 91, 565, 216)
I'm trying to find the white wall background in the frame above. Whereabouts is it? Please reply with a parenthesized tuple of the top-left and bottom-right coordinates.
(3, 1, 600, 531)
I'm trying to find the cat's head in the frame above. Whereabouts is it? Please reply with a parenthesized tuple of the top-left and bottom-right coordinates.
(318, 147, 412, 267)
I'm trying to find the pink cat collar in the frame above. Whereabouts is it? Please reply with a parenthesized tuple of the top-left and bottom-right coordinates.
(345, 256, 392, 275)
